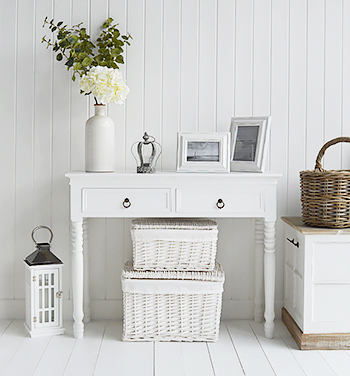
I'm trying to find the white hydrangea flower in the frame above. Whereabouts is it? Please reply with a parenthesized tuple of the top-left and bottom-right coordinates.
(79, 66, 130, 105)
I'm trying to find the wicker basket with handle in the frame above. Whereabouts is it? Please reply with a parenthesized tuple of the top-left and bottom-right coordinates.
(300, 137, 350, 228)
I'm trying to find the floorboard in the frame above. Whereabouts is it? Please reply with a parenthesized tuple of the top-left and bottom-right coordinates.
(181, 341, 214, 376)
(0, 319, 349, 376)
(249, 320, 306, 376)
(32, 321, 76, 376)
(318, 350, 350, 376)
(63, 320, 106, 376)
(94, 320, 153, 376)
(207, 323, 245, 376)
(0, 320, 29, 375)
(275, 320, 337, 376)
(155, 342, 185, 376)
(226, 320, 275, 375)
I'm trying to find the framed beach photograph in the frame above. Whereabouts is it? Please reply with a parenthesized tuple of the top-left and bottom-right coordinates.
(176, 132, 230, 172)
(230, 116, 271, 172)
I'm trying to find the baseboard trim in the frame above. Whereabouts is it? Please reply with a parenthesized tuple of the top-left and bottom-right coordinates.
(282, 307, 350, 350)
(0, 299, 283, 320)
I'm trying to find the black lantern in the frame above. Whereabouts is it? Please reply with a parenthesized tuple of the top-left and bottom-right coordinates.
(131, 132, 162, 173)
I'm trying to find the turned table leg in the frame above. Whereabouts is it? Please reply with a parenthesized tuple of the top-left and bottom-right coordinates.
(254, 218, 264, 323)
(264, 220, 276, 339)
(71, 220, 84, 339)
(83, 219, 91, 323)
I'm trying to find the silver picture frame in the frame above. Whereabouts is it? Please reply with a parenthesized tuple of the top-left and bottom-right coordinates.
(230, 116, 271, 172)
(176, 132, 230, 172)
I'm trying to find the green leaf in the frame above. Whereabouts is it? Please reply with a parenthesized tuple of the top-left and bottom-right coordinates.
(65, 57, 74, 67)
(57, 21, 63, 26)
(82, 57, 93, 66)
(113, 30, 120, 38)
(72, 74, 76, 81)
(116, 55, 124, 64)
(56, 53, 63, 61)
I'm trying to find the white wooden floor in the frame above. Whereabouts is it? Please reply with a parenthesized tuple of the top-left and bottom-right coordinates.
(0, 319, 350, 376)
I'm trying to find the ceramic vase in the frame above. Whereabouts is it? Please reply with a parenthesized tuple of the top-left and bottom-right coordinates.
(85, 104, 115, 172)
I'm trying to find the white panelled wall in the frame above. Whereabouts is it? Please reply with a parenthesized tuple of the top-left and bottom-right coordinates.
(1, 0, 350, 320)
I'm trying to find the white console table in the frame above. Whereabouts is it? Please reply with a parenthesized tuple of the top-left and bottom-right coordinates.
(66, 171, 280, 339)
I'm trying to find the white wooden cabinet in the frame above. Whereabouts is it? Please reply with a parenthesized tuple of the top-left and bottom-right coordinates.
(66, 171, 281, 339)
(282, 217, 350, 349)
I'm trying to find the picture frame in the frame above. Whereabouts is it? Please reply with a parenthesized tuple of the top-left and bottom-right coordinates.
(230, 116, 271, 172)
(176, 132, 230, 172)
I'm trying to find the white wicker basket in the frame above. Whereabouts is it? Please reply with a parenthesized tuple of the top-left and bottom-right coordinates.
(122, 261, 225, 342)
(131, 218, 218, 271)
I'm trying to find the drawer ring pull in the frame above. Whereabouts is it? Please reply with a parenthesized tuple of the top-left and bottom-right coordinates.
(216, 198, 225, 209)
(286, 238, 299, 248)
(122, 198, 131, 209)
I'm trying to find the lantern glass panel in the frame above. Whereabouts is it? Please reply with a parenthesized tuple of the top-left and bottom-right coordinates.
(51, 288, 54, 307)
(51, 310, 54, 322)
(39, 274, 42, 286)
(51, 273, 54, 285)
(39, 311, 42, 323)
(45, 274, 49, 286)
(45, 288, 49, 308)
(39, 289, 42, 309)
(45, 311, 49, 322)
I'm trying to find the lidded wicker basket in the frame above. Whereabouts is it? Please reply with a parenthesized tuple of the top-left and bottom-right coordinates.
(121, 261, 225, 342)
(300, 137, 350, 228)
(131, 218, 218, 271)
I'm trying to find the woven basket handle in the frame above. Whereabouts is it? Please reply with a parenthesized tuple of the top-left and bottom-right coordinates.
(314, 137, 350, 171)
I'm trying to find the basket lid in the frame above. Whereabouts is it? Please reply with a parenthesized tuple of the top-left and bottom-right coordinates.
(131, 218, 218, 231)
(122, 261, 225, 282)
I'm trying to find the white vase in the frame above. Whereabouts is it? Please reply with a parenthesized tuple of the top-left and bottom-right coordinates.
(85, 104, 115, 172)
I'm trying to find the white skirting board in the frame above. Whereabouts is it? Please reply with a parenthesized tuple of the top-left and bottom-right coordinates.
(0, 299, 283, 321)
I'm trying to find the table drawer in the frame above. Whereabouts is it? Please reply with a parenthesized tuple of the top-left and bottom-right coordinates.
(176, 188, 264, 214)
(82, 188, 172, 215)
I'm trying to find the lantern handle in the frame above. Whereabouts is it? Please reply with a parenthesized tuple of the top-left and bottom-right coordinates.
(31, 225, 53, 245)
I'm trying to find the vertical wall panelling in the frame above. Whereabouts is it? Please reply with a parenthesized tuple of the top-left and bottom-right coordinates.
(52, 0, 72, 299)
(34, 0, 53, 229)
(2, 0, 350, 319)
(323, 0, 343, 170)
(0, 1, 16, 299)
(107, 2, 128, 301)
(125, 0, 145, 170)
(180, 0, 199, 132)
(215, 0, 235, 307)
(70, 0, 89, 172)
(198, 0, 217, 132)
(161, 0, 180, 169)
(14, 0, 36, 299)
(106, 0, 128, 301)
(270, 0, 289, 303)
(252, 0, 271, 116)
(287, 0, 307, 216)
(88, 0, 109, 301)
(306, 0, 325, 170)
(109, 0, 128, 171)
(342, 0, 350, 169)
(216, 0, 234, 131)
(234, 0, 253, 116)
(144, 0, 162, 146)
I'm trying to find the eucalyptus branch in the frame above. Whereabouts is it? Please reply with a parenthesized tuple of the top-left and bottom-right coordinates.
(42, 17, 131, 82)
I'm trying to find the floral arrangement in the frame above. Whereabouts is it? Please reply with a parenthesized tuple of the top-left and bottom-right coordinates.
(42, 17, 131, 105)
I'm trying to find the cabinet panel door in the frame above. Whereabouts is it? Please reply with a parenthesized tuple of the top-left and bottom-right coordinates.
(313, 242, 350, 282)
